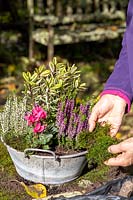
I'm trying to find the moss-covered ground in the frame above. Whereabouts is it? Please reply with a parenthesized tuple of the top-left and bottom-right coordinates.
(0, 141, 31, 200)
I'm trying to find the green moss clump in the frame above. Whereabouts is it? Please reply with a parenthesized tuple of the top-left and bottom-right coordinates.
(3, 133, 28, 151)
(77, 123, 118, 182)
(81, 166, 109, 183)
(87, 124, 118, 166)
(77, 123, 118, 166)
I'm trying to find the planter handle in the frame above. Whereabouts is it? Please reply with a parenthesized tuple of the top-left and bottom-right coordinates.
(24, 148, 57, 160)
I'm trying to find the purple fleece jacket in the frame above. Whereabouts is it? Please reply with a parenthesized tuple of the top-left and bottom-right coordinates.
(101, 0, 133, 111)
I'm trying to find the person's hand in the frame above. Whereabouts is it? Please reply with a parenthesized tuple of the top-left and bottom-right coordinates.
(104, 137, 133, 167)
(89, 94, 127, 136)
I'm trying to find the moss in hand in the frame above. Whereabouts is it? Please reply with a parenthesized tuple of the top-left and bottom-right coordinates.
(77, 123, 118, 166)
(77, 123, 118, 182)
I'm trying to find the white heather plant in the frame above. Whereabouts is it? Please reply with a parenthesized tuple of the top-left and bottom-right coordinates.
(0, 95, 27, 136)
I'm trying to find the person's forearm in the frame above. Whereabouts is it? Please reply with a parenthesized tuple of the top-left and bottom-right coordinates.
(101, 1, 133, 111)
(102, 38, 133, 111)
(102, 31, 133, 111)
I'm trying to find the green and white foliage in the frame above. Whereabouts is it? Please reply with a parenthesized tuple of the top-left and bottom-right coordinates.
(22, 57, 86, 120)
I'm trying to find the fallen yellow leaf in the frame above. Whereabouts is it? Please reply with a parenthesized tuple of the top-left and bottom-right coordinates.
(11, 180, 47, 199)
(21, 182, 47, 199)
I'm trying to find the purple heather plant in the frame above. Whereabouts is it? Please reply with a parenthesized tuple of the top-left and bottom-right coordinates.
(56, 98, 90, 148)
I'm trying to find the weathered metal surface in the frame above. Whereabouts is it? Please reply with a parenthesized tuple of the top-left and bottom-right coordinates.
(4, 143, 87, 184)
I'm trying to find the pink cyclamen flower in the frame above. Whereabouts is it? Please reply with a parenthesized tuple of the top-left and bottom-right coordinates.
(32, 105, 47, 121)
(33, 122, 45, 133)
(24, 113, 36, 126)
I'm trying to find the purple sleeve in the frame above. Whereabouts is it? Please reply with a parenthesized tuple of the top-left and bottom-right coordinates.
(103, 1, 133, 110)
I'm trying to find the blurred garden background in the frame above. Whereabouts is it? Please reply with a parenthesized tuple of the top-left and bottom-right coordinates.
(0, 0, 132, 199)
(0, 0, 129, 102)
